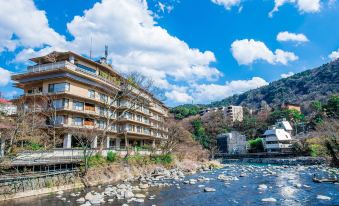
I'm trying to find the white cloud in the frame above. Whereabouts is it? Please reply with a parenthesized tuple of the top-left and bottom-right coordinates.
(14, 0, 222, 88)
(211, 0, 241, 10)
(231, 39, 298, 65)
(277, 31, 309, 42)
(165, 86, 193, 103)
(269, 0, 321, 17)
(191, 77, 269, 103)
(0, 0, 66, 52)
(280, 71, 294, 78)
(0, 67, 11, 86)
(328, 49, 339, 61)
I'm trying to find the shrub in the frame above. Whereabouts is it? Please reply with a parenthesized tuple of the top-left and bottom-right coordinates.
(309, 144, 327, 157)
(151, 154, 173, 165)
(88, 153, 106, 167)
(107, 151, 117, 162)
(28, 142, 44, 151)
(124, 154, 151, 166)
(247, 138, 264, 153)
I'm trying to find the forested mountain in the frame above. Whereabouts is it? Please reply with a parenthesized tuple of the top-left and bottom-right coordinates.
(172, 59, 339, 115)
(209, 59, 339, 110)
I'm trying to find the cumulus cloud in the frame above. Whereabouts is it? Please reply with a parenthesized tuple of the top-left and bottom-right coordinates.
(231, 39, 298, 65)
(328, 49, 339, 61)
(277, 31, 309, 42)
(0, 67, 11, 86)
(191, 77, 268, 103)
(13, 0, 222, 88)
(0, 0, 66, 52)
(269, 0, 321, 17)
(211, 0, 241, 10)
(165, 86, 193, 103)
(280, 71, 295, 78)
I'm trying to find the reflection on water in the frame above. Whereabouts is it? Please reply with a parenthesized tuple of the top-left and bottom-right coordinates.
(1, 163, 338, 206)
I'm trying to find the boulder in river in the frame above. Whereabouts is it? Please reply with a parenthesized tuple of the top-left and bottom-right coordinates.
(261, 198, 277, 202)
(204, 187, 216, 192)
(316, 195, 331, 200)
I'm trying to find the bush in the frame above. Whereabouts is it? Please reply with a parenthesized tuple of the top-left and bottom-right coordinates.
(88, 153, 107, 167)
(151, 154, 173, 165)
(107, 151, 117, 162)
(27, 142, 44, 151)
(309, 144, 327, 157)
(124, 154, 151, 166)
(247, 138, 264, 153)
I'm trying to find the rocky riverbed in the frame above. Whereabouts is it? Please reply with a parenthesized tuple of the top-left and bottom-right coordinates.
(1, 163, 338, 206)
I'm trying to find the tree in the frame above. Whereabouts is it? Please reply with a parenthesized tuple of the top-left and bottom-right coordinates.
(325, 95, 339, 119)
(87, 72, 163, 156)
(160, 119, 191, 154)
(66, 126, 100, 174)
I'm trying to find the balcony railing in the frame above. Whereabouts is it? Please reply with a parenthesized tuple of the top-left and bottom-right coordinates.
(27, 61, 76, 73)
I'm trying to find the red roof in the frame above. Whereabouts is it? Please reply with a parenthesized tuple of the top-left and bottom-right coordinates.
(0, 98, 11, 104)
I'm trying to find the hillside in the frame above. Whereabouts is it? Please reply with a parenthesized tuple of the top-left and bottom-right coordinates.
(172, 59, 339, 114)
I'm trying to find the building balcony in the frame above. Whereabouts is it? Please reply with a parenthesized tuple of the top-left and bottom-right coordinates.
(14, 61, 120, 89)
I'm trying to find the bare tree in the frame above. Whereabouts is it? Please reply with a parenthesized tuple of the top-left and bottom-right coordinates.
(88, 72, 163, 156)
(160, 119, 190, 154)
(66, 126, 100, 174)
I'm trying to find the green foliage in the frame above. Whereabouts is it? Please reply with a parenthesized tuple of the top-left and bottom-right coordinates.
(325, 95, 339, 118)
(309, 144, 327, 157)
(247, 138, 264, 153)
(27, 142, 44, 151)
(88, 153, 107, 167)
(170, 104, 202, 119)
(269, 109, 304, 124)
(191, 119, 210, 148)
(106, 151, 117, 162)
(150, 154, 173, 165)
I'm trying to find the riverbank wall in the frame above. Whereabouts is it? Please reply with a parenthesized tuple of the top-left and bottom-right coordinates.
(223, 156, 327, 165)
(0, 171, 84, 201)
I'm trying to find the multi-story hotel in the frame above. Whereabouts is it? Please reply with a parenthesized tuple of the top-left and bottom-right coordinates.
(11, 51, 168, 150)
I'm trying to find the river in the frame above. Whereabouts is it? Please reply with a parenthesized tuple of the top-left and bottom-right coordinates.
(1, 163, 338, 206)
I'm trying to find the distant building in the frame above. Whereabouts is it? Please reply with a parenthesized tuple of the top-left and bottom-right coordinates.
(263, 120, 293, 153)
(216, 131, 247, 154)
(281, 102, 301, 112)
(225, 105, 243, 122)
(0, 98, 17, 116)
(199, 105, 243, 122)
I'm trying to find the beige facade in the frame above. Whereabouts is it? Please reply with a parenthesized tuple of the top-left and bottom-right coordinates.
(225, 105, 243, 122)
(12, 51, 168, 149)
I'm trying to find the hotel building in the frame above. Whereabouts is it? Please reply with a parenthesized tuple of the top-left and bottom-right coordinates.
(11, 51, 168, 150)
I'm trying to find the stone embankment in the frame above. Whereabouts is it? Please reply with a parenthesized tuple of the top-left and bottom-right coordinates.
(0, 171, 83, 201)
(233, 157, 327, 165)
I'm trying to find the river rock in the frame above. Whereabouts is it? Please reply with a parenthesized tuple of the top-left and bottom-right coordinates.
(261, 198, 277, 202)
(258, 184, 268, 190)
(316, 195, 331, 200)
(124, 191, 135, 199)
(135, 193, 146, 198)
(76, 197, 86, 203)
(139, 184, 149, 189)
(204, 187, 216, 192)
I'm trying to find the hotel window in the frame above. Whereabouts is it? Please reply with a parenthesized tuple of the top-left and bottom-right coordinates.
(53, 99, 69, 109)
(73, 117, 83, 126)
(88, 90, 95, 98)
(111, 124, 116, 131)
(137, 115, 141, 122)
(73, 101, 84, 111)
(48, 83, 70, 93)
(76, 63, 96, 74)
(97, 120, 106, 129)
(137, 126, 141, 133)
(144, 128, 150, 135)
(99, 93, 108, 102)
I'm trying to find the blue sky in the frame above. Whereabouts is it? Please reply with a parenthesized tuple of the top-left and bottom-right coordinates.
(0, 0, 338, 106)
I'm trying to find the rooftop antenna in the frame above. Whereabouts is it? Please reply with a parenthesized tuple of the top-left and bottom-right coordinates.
(105, 45, 108, 62)
(89, 36, 93, 59)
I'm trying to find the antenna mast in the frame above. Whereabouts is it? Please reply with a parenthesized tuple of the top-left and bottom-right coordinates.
(105, 45, 108, 62)
(89, 36, 93, 59)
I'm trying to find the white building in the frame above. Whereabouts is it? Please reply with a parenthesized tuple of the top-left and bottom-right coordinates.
(263, 120, 293, 153)
(200, 105, 243, 122)
(0, 98, 17, 116)
(216, 131, 247, 154)
(225, 105, 243, 122)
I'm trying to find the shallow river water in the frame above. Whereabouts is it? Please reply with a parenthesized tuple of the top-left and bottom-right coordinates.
(1, 163, 338, 206)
